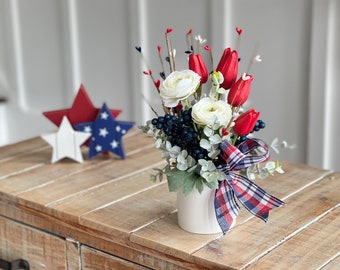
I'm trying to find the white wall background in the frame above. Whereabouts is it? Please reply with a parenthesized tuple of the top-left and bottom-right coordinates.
(0, 0, 339, 171)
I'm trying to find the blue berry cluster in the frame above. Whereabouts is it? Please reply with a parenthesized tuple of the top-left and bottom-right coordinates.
(151, 109, 207, 160)
(233, 119, 266, 145)
(252, 119, 266, 132)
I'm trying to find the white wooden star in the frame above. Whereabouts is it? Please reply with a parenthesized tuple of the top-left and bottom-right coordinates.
(41, 116, 91, 163)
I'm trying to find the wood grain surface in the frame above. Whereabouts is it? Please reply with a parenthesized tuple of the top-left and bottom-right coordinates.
(0, 130, 339, 269)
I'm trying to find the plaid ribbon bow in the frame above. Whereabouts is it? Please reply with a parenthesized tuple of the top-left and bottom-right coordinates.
(215, 138, 285, 234)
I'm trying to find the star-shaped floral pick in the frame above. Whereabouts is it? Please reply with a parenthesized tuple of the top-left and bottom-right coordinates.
(75, 103, 134, 159)
(43, 84, 122, 128)
(41, 116, 91, 163)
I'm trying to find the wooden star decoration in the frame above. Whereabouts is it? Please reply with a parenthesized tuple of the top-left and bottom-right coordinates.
(75, 103, 134, 159)
(43, 84, 122, 129)
(41, 116, 91, 163)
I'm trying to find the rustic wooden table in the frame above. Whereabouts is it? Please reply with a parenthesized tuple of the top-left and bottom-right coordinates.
(0, 130, 339, 269)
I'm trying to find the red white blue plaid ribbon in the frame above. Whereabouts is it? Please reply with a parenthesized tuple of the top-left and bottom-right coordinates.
(215, 138, 285, 234)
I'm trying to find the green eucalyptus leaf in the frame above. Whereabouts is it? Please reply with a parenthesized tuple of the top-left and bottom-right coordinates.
(200, 139, 211, 150)
(246, 168, 256, 181)
(195, 177, 204, 194)
(154, 138, 162, 148)
(212, 121, 221, 131)
(208, 149, 220, 159)
(198, 159, 208, 171)
(187, 164, 198, 173)
(203, 126, 214, 137)
(201, 171, 213, 182)
(177, 153, 186, 163)
(183, 177, 196, 196)
(217, 170, 227, 180)
(264, 161, 276, 175)
(166, 168, 204, 196)
(204, 179, 219, 190)
(258, 168, 268, 179)
(186, 155, 196, 167)
(165, 141, 172, 151)
(206, 160, 216, 171)
(177, 162, 188, 171)
(209, 134, 222, 145)
(166, 169, 185, 192)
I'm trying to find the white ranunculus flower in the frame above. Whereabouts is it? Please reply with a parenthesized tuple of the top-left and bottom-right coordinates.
(191, 97, 232, 127)
(159, 70, 201, 107)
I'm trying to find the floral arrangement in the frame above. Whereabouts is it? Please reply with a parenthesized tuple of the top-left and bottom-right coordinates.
(136, 27, 286, 233)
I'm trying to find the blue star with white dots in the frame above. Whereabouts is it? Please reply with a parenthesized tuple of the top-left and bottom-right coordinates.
(75, 103, 134, 159)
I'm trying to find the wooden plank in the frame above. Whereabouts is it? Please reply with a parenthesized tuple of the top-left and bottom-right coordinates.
(128, 163, 332, 263)
(2, 190, 207, 270)
(0, 137, 46, 161)
(0, 216, 67, 269)
(321, 254, 340, 270)
(0, 192, 211, 270)
(0, 196, 194, 270)
(191, 172, 340, 269)
(250, 161, 331, 198)
(225, 160, 332, 225)
(66, 237, 81, 270)
(81, 246, 150, 270)
(80, 182, 177, 243)
(0, 131, 154, 196)
(16, 146, 161, 207)
(130, 212, 222, 264)
(0, 131, 154, 199)
(56, 159, 329, 246)
(48, 167, 165, 219)
(246, 207, 340, 270)
(0, 196, 187, 270)
(0, 146, 50, 179)
(47, 157, 327, 234)
(0, 130, 153, 183)
(0, 153, 102, 195)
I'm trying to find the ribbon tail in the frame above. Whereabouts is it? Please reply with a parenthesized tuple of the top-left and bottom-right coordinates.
(229, 174, 285, 222)
(214, 180, 240, 234)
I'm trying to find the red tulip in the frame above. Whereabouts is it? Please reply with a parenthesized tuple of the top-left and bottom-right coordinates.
(233, 109, 260, 135)
(189, 54, 208, 84)
(216, 48, 238, 90)
(228, 73, 254, 107)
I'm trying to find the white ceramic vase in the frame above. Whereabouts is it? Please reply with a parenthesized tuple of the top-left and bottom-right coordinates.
(177, 185, 222, 234)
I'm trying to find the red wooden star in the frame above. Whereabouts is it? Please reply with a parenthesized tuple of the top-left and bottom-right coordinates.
(43, 84, 122, 128)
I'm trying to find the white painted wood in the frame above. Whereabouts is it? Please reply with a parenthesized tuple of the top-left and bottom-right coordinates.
(0, 103, 8, 145)
(308, 0, 329, 169)
(0, 1, 9, 145)
(308, 0, 340, 171)
(322, 0, 340, 171)
(0, 0, 338, 170)
(128, 0, 151, 124)
(59, 0, 82, 99)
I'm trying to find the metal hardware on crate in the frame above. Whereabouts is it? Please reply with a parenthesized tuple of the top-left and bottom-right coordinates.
(0, 258, 30, 270)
